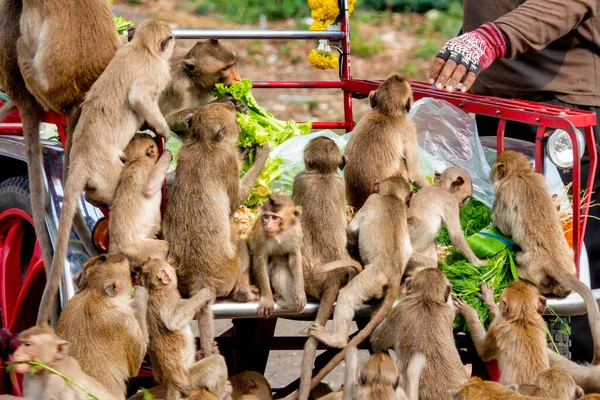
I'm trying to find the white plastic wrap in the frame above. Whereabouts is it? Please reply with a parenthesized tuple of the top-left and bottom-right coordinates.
(410, 98, 494, 206)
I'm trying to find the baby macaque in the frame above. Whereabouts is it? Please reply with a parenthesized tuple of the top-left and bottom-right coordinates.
(406, 167, 485, 275)
(230, 371, 273, 400)
(454, 281, 549, 386)
(511, 364, 584, 400)
(109, 134, 172, 266)
(10, 324, 118, 400)
(137, 259, 213, 400)
(248, 194, 306, 317)
(450, 378, 539, 399)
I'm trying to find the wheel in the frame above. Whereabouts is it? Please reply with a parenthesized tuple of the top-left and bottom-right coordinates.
(0, 176, 47, 395)
(545, 315, 571, 359)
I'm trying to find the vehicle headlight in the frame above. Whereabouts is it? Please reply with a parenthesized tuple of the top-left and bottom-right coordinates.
(546, 128, 585, 169)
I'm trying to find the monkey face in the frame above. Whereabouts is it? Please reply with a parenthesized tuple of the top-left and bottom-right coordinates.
(184, 40, 239, 90)
(14, 327, 69, 374)
(262, 213, 282, 237)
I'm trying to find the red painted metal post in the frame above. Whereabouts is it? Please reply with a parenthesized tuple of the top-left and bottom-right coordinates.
(496, 119, 506, 153)
(565, 123, 581, 276)
(581, 125, 598, 267)
(534, 126, 545, 175)
(340, 0, 355, 132)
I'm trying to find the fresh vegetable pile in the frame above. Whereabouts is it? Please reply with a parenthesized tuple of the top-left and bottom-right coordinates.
(212, 79, 312, 206)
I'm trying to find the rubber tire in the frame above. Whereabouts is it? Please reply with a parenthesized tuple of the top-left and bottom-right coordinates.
(545, 316, 571, 359)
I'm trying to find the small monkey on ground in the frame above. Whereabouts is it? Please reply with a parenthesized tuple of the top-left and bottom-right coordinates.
(547, 350, 600, 394)
(163, 102, 268, 356)
(38, 19, 175, 325)
(491, 150, 600, 364)
(127, 354, 230, 400)
(454, 280, 549, 386)
(160, 39, 243, 137)
(292, 137, 363, 400)
(109, 134, 172, 266)
(450, 378, 540, 399)
(137, 259, 213, 400)
(248, 193, 306, 316)
(305, 175, 412, 392)
(230, 371, 273, 400)
(371, 268, 466, 400)
(511, 364, 584, 400)
(342, 347, 425, 400)
(8, 324, 119, 400)
(344, 75, 429, 210)
(55, 254, 149, 399)
(406, 167, 485, 275)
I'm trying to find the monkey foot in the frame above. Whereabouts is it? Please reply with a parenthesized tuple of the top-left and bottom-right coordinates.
(196, 341, 220, 361)
(232, 285, 260, 302)
(307, 323, 347, 348)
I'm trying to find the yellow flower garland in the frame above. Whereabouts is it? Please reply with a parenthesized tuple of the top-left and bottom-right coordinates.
(308, 49, 339, 70)
(308, 0, 356, 23)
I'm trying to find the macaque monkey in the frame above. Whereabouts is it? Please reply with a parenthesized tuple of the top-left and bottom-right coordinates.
(163, 102, 269, 356)
(292, 137, 363, 400)
(127, 354, 230, 400)
(450, 378, 540, 399)
(342, 347, 425, 400)
(511, 364, 584, 400)
(109, 134, 172, 266)
(547, 350, 600, 394)
(344, 75, 429, 210)
(0, 0, 119, 271)
(37, 19, 175, 325)
(491, 150, 600, 364)
(306, 176, 412, 392)
(230, 371, 273, 400)
(582, 395, 600, 400)
(371, 268, 467, 400)
(454, 281, 549, 386)
(248, 194, 306, 316)
(406, 167, 485, 274)
(138, 259, 214, 400)
(160, 39, 242, 137)
(55, 254, 148, 399)
(310, 383, 335, 399)
(7, 324, 119, 400)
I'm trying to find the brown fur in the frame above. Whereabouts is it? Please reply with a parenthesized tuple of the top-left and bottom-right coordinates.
(547, 350, 600, 394)
(230, 371, 273, 400)
(512, 364, 584, 400)
(455, 280, 549, 386)
(450, 378, 540, 399)
(292, 137, 362, 400)
(344, 75, 429, 210)
(371, 268, 466, 400)
(406, 167, 485, 274)
(0, 0, 119, 275)
(109, 134, 172, 266)
(127, 354, 230, 400)
(138, 259, 212, 400)
(163, 102, 268, 356)
(10, 324, 119, 400)
(306, 175, 412, 392)
(491, 150, 600, 364)
(248, 194, 306, 316)
(581, 395, 600, 400)
(37, 19, 175, 325)
(55, 254, 148, 399)
(160, 39, 241, 137)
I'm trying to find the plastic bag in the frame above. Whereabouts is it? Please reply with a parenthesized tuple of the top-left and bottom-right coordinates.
(409, 98, 495, 206)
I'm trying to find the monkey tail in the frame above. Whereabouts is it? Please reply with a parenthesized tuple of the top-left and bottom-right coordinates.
(551, 269, 600, 365)
(0, 100, 15, 121)
(37, 171, 86, 324)
(318, 260, 363, 278)
(342, 346, 358, 400)
(308, 279, 401, 391)
(405, 353, 426, 400)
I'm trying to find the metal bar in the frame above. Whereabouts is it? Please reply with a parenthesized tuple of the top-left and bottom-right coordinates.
(212, 300, 372, 319)
(565, 121, 582, 275)
(581, 125, 598, 265)
(496, 119, 506, 153)
(252, 81, 344, 89)
(534, 126, 545, 175)
(172, 29, 345, 40)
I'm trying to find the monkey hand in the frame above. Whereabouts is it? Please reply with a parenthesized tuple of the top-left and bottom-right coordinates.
(214, 95, 249, 114)
(430, 22, 508, 93)
(294, 293, 307, 313)
(258, 296, 275, 318)
(477, 283, 496, 305)
(154, 119, 172, 140)
(254, 143, 270, 163)
(453, 297, 477, 317)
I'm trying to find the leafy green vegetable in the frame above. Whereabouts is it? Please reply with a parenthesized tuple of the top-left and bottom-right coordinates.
(114, 16, 135, 36)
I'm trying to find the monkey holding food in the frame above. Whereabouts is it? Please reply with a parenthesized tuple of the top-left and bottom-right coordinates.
(37, 19, 176, 326)
(371, 268, 467, 400)
(455, 281, 549, 386)
(109, 134, 172, 266)
(490, 150, 600, 364)
(56, 254, 149, 399)
(137, 259, 213, 400)
(344, 74, 429, 210)
(248, 193, 306, 316)
(406, 167, 485, 274)
(163, 102, 268, 357)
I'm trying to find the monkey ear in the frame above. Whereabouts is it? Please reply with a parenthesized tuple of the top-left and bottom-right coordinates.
(507, 385, 518, 391)
(183, 59, 195, 73)
(146, 143, 157, 158)
(158, 268, 172, 285)
(210, 38, 219, 45)
(358, 373, 367, 386)
(392, 376, 400, 390)
(434, 172, 441, 182)
(575, 386, 584, 399)
(160, 36, 173, 52)
(72, 272, 83, 287)
(54, 339, 70, 360)
(127, 25, 136, 42)
(294, 205, 302, 218)
(340, 155, 348, 171)
(368, 90, 378, 109)
(372, 181, 380, 194)
(536, 296, 547, 315)
(448, 389, 460, 400)
(494, 162, 507, 180)
(406, 191, 413, 208)
(183, 113, 194, 130)
(405, 97, 412, 113)
(444, 284, 452, 303)
(500, 299, 509, 316)
(214, 126, 226, 143)
(450, 176, 465, 192)
(104, 279, 120, 298)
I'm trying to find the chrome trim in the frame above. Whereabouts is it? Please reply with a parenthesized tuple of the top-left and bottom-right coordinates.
(172, 29, 344, 40)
